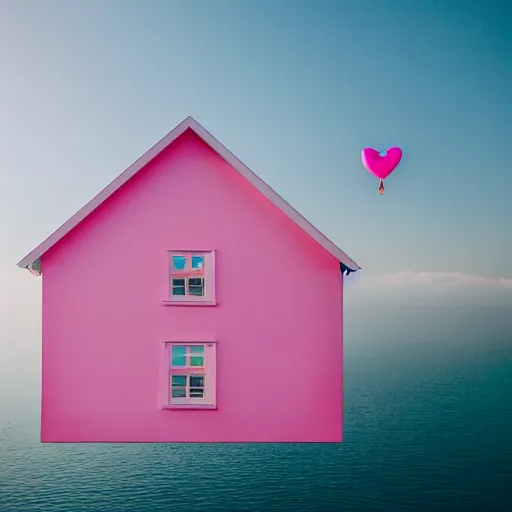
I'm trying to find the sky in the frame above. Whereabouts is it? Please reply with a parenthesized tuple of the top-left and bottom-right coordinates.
(1, 0, 512, 354)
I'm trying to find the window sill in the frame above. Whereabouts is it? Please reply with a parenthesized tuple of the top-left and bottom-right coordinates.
(162, 404, 217, 410)
(161, 300, 217, 307)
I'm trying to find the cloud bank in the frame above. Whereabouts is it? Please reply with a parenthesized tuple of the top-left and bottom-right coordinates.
(366, 271, 512, 289)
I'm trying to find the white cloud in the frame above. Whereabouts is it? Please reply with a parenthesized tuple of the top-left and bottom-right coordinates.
(366, 271, 512, 289)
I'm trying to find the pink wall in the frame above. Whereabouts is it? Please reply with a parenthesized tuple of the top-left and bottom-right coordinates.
(41, 129, 344, 443)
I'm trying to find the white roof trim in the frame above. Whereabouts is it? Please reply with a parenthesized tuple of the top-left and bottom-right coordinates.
(17, 116, 360, 272)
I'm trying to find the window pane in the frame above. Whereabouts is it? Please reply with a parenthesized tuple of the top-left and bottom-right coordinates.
(172, 388, 187, 398)
(171, 346, 187, 366)
(190, 356, 204, 366)
(189, 375, 204, 387)
(171, 375, 187, 386)
(172, 256, 187, 270)
(172, 278, 186, 296)
(189, 345, 204, 354)
(191, 256, 204, 269)
(188, 277, 204, 296)
(189, 388, 204, 398)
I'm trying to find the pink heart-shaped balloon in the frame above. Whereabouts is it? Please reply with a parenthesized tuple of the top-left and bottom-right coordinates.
(361, 147, 402, 180)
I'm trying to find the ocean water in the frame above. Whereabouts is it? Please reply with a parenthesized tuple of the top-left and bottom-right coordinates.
(1, 303, 511, 512)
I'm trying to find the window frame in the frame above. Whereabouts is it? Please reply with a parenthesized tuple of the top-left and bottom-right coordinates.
(162, 341, 217, 410)
(162, 250, 216, 306)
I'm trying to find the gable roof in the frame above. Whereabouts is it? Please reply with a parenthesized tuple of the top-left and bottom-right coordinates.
(17, 116, 360, 273)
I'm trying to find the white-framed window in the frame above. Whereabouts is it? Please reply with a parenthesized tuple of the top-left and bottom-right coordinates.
(163, 342, 217, 409)
(164, 251, 216, 305)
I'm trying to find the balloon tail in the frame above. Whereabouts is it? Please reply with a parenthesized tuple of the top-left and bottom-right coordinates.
(378, 179, 385, 195)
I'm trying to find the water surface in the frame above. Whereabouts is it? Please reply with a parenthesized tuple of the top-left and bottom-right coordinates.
(1, 304, 511, 511)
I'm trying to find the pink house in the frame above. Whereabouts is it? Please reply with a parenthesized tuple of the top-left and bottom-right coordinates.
(17, 117, 360, 443)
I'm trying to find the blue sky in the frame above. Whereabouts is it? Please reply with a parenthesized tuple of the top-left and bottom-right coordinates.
(1, 0, 512, 324)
